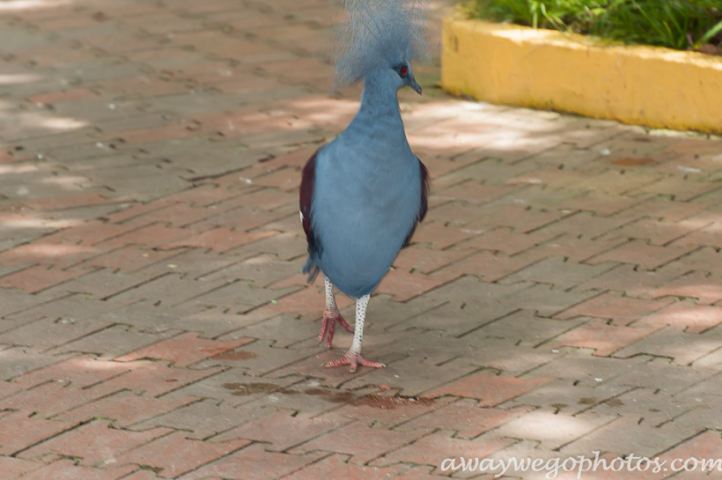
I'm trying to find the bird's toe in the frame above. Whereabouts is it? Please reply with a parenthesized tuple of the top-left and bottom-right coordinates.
(337, 314, 353, 333)
(319, 310, 353, 349)
(324, 351, 385, 373)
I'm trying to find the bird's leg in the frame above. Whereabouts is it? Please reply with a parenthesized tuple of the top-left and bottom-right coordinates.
(318, 276, 352, 349)
(324, 295, 385, 373)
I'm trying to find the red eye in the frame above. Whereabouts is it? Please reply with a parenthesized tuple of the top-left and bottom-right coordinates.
(400, 65, 408, 76)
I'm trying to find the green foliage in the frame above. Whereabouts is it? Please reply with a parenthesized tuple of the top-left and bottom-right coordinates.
(465, 0, 602, 30)
(465, 0, 722, 51)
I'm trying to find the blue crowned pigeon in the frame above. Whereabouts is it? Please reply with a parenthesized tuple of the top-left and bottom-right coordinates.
(299, 0, 429, 372)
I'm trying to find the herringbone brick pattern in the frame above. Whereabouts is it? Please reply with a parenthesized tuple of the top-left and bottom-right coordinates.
(1, 0, 722, 478)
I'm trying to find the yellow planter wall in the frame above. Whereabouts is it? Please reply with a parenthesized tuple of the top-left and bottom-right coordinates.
(442, 11, 722, 134)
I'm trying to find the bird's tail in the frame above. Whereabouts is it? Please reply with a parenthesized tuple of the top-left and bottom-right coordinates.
(302, 255, 320, 284)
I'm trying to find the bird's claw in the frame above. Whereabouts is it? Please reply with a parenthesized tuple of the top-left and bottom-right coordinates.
(318, 310, 353, 349)
(324, 351, 385, 373)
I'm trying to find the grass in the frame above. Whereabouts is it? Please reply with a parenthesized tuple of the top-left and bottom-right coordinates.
(464, 0, 722, 52)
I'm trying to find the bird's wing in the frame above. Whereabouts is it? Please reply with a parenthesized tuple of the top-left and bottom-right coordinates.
(418, 156, 429, 222)
(300, 148, 322, 281)
(403, 155, 429, 246)
(299, 149, 317, 243)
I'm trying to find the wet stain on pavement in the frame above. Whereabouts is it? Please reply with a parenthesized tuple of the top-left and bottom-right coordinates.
(221, 382, 430, 408)
(304, 388, 356, 403)
(611, 157, 655, 166)
(222, 382, 299, 396)
(350, 394, 435, 410)
(214, 350, 257, 360)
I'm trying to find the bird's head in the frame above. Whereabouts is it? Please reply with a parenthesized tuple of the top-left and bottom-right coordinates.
(392, 63, 422, 95)
(332, 0, 428, 93)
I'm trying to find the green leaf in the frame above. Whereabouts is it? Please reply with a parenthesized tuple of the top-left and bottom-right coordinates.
(696, 19, 722, 48)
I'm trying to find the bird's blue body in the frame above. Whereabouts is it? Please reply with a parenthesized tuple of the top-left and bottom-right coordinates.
(301, 68, 428, 298)
(297, 0, 429, 371)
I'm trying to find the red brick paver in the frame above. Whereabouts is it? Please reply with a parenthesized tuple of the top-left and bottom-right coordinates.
(18, 421, 173, 466)
(423, 370, 553, 406)
(115, 333, 255, 366)
(115, 433, 251, 478)
(1, 0, 722, 478)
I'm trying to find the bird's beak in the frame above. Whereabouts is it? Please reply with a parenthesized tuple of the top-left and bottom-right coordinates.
(409, 77, 422, 95)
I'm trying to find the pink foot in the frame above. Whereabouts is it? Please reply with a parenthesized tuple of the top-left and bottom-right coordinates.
(318, 310, 353, 349)
(324, 351, 385, 373)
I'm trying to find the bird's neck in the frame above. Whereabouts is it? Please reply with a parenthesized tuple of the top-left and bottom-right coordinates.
(345, 73, 407, 145)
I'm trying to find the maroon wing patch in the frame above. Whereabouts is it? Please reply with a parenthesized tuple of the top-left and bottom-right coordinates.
(300, 150, 317, 243)
(404, 157, 429, 247)
(418, 157, 429, 222)
(300, 149, 322, 282)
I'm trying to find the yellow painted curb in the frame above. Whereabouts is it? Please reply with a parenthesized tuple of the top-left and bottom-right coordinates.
(442, 10, 722, 134)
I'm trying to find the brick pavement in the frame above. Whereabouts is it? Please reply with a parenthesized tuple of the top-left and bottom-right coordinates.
(1, 0, 722, 479)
